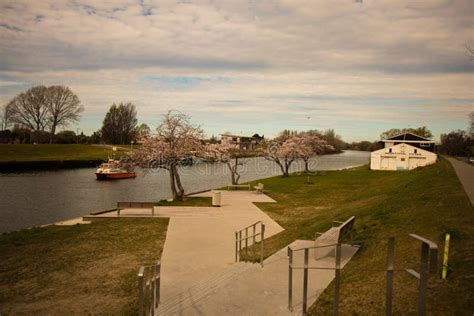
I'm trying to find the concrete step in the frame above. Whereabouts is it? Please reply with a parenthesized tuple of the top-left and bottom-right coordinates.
(156, 241, 359, 316)
(157, 261, 260, 315)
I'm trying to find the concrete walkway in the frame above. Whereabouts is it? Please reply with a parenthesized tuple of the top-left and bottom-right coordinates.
(447, 158, 474, 204)
(153, 191, 358, 315)
(158, 191, 284, 306)
(82, 190, 359, 314)
(157, 240, 358, 315)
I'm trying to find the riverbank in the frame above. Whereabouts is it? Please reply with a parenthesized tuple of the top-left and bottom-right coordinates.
(0, 144, 127, 172)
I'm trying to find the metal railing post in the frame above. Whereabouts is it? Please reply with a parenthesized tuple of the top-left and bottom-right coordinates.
(418, 242, 430, 316)
(150, 264, 158, 315)
(156, 260, 161, 307)
(334, 243, 341, 316)
(235, 231, 238, 262)
(148, 275, 153, 316)
(303, 248, 309, 314)
(260, 223, 265, 267)
(409, 234, 438, 316)
(252, 224, 256, 260)
(238, 231, 242, 262)
(386, 237, 395, 316)
(138, 267, 145, 316)
(288, 247, 293, 311)
(245, 227, 249, 257)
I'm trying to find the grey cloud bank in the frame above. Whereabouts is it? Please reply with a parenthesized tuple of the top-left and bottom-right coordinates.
(0, 0, 472, 141)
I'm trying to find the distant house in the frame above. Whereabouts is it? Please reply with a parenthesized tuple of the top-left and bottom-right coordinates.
(370, 133, 437, 171)
(220, 134, 263, 150)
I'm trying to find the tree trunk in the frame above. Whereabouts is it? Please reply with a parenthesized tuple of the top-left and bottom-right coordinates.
(49, 122, 57, 144)
(227, 158, 241, 185)
(172, 163, 185, 201)
(234, 158, 241, 184)
(276, 160, 288, 177)
(169, 164, 179, 201)
(228, 162, 237, 185)
(304, 158, 309, 173)
(283, 159, 294, 177)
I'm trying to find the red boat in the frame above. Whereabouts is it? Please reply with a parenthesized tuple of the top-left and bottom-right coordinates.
(95, 160, 136, 180)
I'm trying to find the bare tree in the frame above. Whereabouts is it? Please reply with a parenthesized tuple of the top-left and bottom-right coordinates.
(9, 86, 50, 131)
(0, 103, 15, 131)
(465, 44, 474, 60)
(46, 86, 83, 143)
(469, 111, 474, 137)
(128, 111, 203, 201)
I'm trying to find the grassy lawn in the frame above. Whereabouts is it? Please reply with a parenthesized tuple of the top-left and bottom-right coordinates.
(155, 197, 212, 207)
(0, 219, 168, 314)
(251, 158, 473, 314)
(0, 144, 127, 162)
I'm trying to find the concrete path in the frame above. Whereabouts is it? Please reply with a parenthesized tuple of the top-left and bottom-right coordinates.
(82, 190, 359, 314)
(157, 191, 284, 306)
(447, 158, 474, 204)
(153, 191, 358, 315)
(157, 240, 358, 315)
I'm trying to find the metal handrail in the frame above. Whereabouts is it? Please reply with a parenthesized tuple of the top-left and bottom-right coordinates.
(407, 234, 438, 316)
(288, 234, 438, 316)
(238, 220, 262, 231)
(235, 221, 266, 266)
(289, 243, 340, 253)
(138, 260, 161, 316)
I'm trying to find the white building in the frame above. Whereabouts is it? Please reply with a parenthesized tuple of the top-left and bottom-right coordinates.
(370, 143, 437, 171)
(220, 134, 263, 150)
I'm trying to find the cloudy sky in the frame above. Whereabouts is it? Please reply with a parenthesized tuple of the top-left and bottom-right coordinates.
(0, 0, 473, 141)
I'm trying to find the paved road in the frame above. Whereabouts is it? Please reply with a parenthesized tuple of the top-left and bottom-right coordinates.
(447, 158, 474, 205)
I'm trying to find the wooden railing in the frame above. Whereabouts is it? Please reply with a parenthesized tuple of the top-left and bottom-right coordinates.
(235, 221, 266, 266)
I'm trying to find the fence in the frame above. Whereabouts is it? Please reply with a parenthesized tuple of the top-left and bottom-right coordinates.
(288, 234, 438, 315)
(138, 260, 161, 316)
(235, 221, 266, 266)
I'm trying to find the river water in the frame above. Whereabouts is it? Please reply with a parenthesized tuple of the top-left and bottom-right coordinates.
(0, 151, 369, 233)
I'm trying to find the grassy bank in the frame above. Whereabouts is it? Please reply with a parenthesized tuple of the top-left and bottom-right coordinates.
(251, 158, 473, 314)
(0, 219, 168, 314)
(454, 156, 473, 165)
(0, 144, 126, 162)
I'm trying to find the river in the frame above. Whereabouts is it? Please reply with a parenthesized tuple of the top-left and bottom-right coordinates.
(0, 151, 369, 233)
